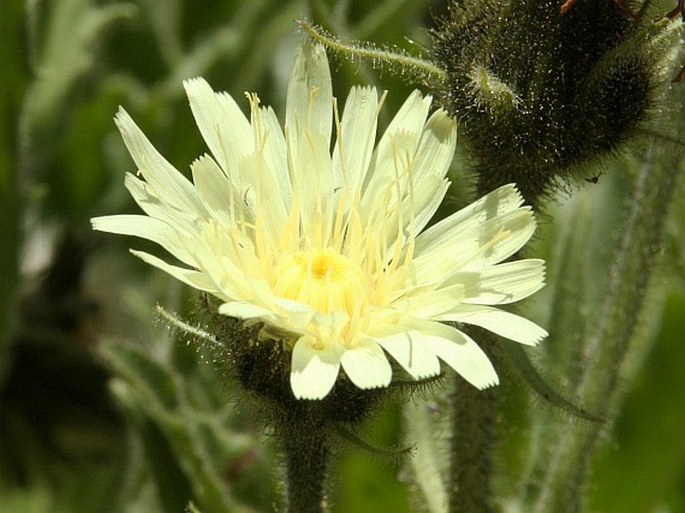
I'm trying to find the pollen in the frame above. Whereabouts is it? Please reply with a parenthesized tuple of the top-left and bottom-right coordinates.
(273, 248, 367, 315)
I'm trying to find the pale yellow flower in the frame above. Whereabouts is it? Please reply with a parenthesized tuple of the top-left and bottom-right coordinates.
(92, 44, 547, 400)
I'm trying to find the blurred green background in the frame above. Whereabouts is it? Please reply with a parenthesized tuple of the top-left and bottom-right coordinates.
(1, 1, 684, 512)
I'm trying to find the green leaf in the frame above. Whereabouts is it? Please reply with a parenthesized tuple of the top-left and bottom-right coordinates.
(109, 378, 195, 513)
(100, 340, 262, 513)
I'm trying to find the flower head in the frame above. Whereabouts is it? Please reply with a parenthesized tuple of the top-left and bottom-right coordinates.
(92, 43, 547, 400)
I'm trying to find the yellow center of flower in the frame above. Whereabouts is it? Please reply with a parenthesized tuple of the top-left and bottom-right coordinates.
(273, 248, 367, 315)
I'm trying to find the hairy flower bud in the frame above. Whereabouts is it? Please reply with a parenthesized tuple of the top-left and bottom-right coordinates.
(431, 0, 682, 204)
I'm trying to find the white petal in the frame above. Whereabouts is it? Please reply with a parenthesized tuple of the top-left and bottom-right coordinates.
(411, 320, 499, 389)
(290, 336, 342, 399)
(393, 207, 538, 297)
(183, 77, 253, 175)
(92, 214, 197, 265)
(415, 209, 537, 280)
(413, 183, 527, 260)
(273, 298, 317, 332)
(404, 109, 457, 232)
(457, 259, 546, 305)
(114, 108, 208, 218)
(361, 90, 431, 215)
(285, 43, 333, 147)
(381, 175, 450, 264)
(253, 104, 292, 210)
(340, 337, 392, 390)
(436, 305, 547, 345)
(129, 250, 220, 295)
(410, 178, 451, 235)
(332, 86, 379, 196)
(218, 302, 276, 321)
(190, 224, 262, 301)
(282, 44, 335, 248)
(358, 95, 455, 259)
(392, 283, 465, 319)
(238, 151, 289, 243)
(191, 154, 236, 226)
(375, 329, 441, 379)
(374, 171, 450, 269)
(310, 310, 350, 339)
(290, 127, 335, 246)
(123, 173, 201, 235)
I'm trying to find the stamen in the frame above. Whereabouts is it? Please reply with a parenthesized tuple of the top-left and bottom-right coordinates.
(273, 248, 367, 317)
(332, 188, 348, 252)
(405, 147, 417, 267)
(469, 228, 513, 265)
(331, 96, 349, 253)
(307, 86, 320, 130)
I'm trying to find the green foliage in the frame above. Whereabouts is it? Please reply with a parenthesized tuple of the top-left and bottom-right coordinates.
(101, 340, 268, 513)
(0, 0, 25, 388)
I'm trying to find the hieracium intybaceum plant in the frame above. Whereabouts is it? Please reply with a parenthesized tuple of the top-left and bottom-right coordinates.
(92, 42, 549, 512)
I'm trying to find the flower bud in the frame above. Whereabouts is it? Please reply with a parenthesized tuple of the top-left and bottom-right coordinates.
(431, 0, 682, 204)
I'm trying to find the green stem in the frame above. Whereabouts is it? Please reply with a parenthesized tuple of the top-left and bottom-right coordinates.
(531, 144, 684, 513)
(298, 19, 448, 83)
(449, 333, 497, 513)
(281, 421, 330, 513)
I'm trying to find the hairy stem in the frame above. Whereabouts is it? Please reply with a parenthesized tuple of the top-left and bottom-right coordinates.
(280, 420, 330, 513)
(298, 19, 447, 83)
(449, 333, 497, 513)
